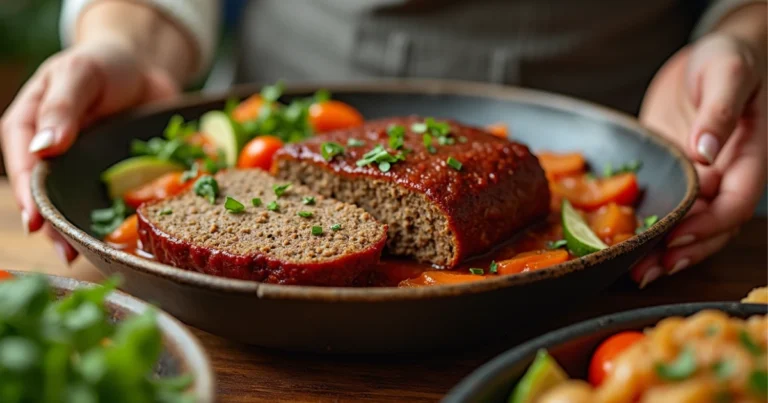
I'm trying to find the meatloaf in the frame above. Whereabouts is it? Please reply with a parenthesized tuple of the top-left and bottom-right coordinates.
(274, 116, 550, 268)
(137, 169, 388, 286)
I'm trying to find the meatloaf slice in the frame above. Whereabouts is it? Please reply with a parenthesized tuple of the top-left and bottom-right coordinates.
(137, 169, 387, 286)
(274, 116, 550, 268)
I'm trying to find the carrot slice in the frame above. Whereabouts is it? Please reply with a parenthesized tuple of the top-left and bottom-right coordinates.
(551, 173, 639, 211)
(399, 271, 487, 287)
(538, 152, 586, 179)
(496, 249, 569, 276)
(105, 214, 139, 247)
(589, 203, 637, 243)
(485, 123, 508, 139)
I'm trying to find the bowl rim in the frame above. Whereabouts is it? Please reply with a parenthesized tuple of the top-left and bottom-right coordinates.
(444, 301, 768, 402)
(31, 78, 699, 302)
(8, 270, 216, 402)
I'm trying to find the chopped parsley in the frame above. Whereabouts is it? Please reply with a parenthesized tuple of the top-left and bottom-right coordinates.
(320, 142, 345, 161)
(180, 162, 199, 183)
(489, 261, 498, 274)
(387, 125, 406, 150)
(130, 115, 204, 168)
(635, 215, 659, 234)
(655, 346, 697, 381)
(90, 199, 132, 237)
(446, 157, 463, 171)
(163, 114, 197, 139)
(424, 117, 451, 136)
(469, 268, 484, 275)
(193, 176, 219, 204)
(739, 330, 763, 356)
(267, 201, 279, 211)
(604, 159, 643, 177)
(273, 184, 291, 197)
(347, 138, 365, 147)
(438, 136, 455, 146)
(297, 211, 313, 218)
(330, 224, 342, 231)
(302, 196, 316, 205)
(224, 196, 245, 213)
(311, 226, 323, 236)
(158, 208, 172, 216)
(356, 144, 406, 172)
(423, 133, 436, 154)
(547, 239, 568, 250)
(252, 198, 262, 207)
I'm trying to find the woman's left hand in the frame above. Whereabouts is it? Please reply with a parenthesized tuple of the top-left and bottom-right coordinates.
(632, 30, 766, 288)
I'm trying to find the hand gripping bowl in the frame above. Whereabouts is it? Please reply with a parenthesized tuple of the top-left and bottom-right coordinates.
(31, 80, 698, 353)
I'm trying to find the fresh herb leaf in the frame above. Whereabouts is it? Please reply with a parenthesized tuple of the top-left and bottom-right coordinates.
(603, 162, 614, 177)
(321, 142, 345, 161)
(267, 201, 279, 211)
(489, 261, 498, 274)
(739, 330, 763, 356)
(224, 196, 245, 213)
(356, 144, 406, 171)
(655, 346, 697, 381)
(130, 138, 205, 168)
(223, 97, 240, 117)
(180, 162, 199, 183)
(251, 198, 262, 207)
(203, 152, 228, 174)
(193, 176, 219, 204)
(273, 184, 291, 197)
(347, 138, 365, 147)
(423, 133, 436, 154)
(424, 117, 451, 136)
(378, 161, 391, 172)
(90, 199, 132, 237)
(311, 226, 323, 236)
(297, 211, 313, 218)
(261, 81, 284, 102)
(749, 370, 768, 397)
(635, 215, 659, 234)
(469, 268, 484, 275)
(387, 125, 406, 150)
(158, 208, 172, 216)
(437, 136, 455, 146)
(411, 122, 427, 133)
(458, 136, 468, 143)
(163, 114, 197, 140)
(547, 239, 568, 250)
(314, 89, 331, 103)
(603, 160, 643, 177)
(712, 360, 735, 380)
(330, 224, 342, 231)
(302, 196, 316, 205)
(446, 157, 462, 171)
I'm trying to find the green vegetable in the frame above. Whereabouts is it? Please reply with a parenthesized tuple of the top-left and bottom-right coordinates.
(163, 114, 197, 140)
(193, 176, 219, 204)
(712, 360, 735, 380)
(410, 122, 427, 133)
(90, 199, 132, 238)
(273, 184, 291, 198)
(347, 138, 365, 147)
(546, 240, 568, 250)
(438, 136, 455, 146)
(469, 268, 484, 275)
(446, 157, 462, 171)
(705, 325, 719, 337)
(356, 145, 406, 172)
(223, 97, 240, 117)
(424, 117, 450, 136)
(655, 346, 697, 381)
(130, 116, 206, 170)
(714, 391, 733, 403)
(603, 159, 643, 177)
(199, 110, 247, 168)
(321, 142, 345, 161)
(635, 215, 659, 235)
(509, 349, 569, 403)
(180, 162, 199, 183)
(489, 261, 498, 274)
(261, 81, 284, 102)
(330, 224, 341, 231)
(224, 197, 245, 213)
(251, 198, 262, 207)
(423, 133, 436, 154)
(267, 201, 279, 212)
(387, 125, 405, 150)
(302, 196, 316, 205)
(739, 330, 763, 356)
(562, 200, 608, 257)
(458, 136, 468, 143)
(311, 226, 323, 236)
(101, 156, 185, 200)
(749, 370, 767, 397)
(297, 211, 313, 218)
(314, 89, 331, 103)
(158, 208, 172, 216)
(0, 275, 194, 402)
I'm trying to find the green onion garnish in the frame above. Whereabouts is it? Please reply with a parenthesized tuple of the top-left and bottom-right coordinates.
(547, 239, 568, 250)
(302, 196, 316, 205)
(297, 211, 313, 218)
(330, 224, 342, 231)
(469, 268, 484, 275)
(311, 226, 323, 236)
(158, 208, 172, 216)
(224, 196, 245, 213)
(446, 157, 462, 171)
(387, 125, 406, 150)
(320, 141, 345, 161)
(267, 201, 279, 211)
(273, 184, 291, 197)
(489, 261, 498, 274)
(252, 198, 262, 207)
(347, 138, 365, 147)
(655, 346, 697, 381)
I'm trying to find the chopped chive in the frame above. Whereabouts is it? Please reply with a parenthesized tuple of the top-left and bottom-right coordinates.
(273, 184, 291, 197)
(267, 201, 279, 211)
(251, 198, 262, 207)
(739, 330, 763, 356)
(423, 133, 436, 154)
(489, 261, 498, 274)
(356, 144, 406, 171)
(320, 141, 345, 161)
(347, 138, 365, 147)
(387, 125, 406, 150)
(378, 161, 391, 172)
(547, 239, 568, 250)
(302, 196, 316, 205)
(411, 122, 427, 133)
(330, 223, 342, 231)
(437, 136, 455, 146)
(446, 157, 462, 171)
(224, 196, 245, 213)
(311, 226, 323, 236)
(297, 211, 313, 218)
(158, 208, 172, 216)
(654, 346, 697, 381)
(469, 268, 484, 275)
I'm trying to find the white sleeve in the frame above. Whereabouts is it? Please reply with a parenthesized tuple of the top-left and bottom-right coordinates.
(692, 0, 767, 39)
(60, 0, 220, 78)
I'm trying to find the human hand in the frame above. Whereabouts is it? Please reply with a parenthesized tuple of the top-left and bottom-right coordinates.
(0, 40, 178, 263)
(632, 32, 767, 288)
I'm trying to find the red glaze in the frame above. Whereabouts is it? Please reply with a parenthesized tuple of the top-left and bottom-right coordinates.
(136, 209, 388, 286)
(275, 116, 551, 267)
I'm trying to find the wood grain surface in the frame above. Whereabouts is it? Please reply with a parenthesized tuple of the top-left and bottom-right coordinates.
(0, 178, 765, 402)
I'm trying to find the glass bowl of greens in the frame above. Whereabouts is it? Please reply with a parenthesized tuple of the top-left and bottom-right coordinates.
(0, 270, 214, 403)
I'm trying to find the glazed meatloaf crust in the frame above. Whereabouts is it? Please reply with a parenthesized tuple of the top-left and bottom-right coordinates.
(137, 169, 388, 286)
(274, 116, 550, 268)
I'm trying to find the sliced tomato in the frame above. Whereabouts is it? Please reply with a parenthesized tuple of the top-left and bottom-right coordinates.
(0, 270, 13, 281)
(399, 271, 487, 287)
(105, 214, 139, 248)
(232, 95, 266, 123)
(309, 100, 364, 133)
(538, 152, 587, 179)
(588, 331, 645, 386)
(496, 249, 570, 276)
(485, 123, 508, 139)
(123, 172, 196, 209)
(589, 203, 637, 244)
(237, 136, 284, 171)
(551, 173, 639, 211)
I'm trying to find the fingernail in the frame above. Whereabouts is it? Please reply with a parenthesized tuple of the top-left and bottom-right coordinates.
(53, 242, 71, 266)
(20, 211, 30, 235)
(639, 266, 662, 289)
(668, 258, 691, 275)
(668, 234, 695, 248)
(696, 133, 720, 164)
(29, 128, 55, 153)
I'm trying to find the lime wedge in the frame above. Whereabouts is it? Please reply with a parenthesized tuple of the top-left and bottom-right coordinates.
(562, 199, 608, 257)
(200, 110, 246, 167)
(509, 349, 569, 403)
(101, 156, 184, 200)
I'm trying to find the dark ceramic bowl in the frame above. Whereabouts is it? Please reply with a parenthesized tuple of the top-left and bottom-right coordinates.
(10, 271, 216, 402)
(444, 302, 768, 402)
(31, 80, 698, 353)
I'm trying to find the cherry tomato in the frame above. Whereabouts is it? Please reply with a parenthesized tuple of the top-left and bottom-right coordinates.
(237, 136, 284, 170)
(105, 214, 139, 248)
(588, 331, 645, 386)
(0, 270, 13, 281)
(309, 100, 364, 133)
(551, 173, 639, 211)
(123, 172, 194, 209)
(232, 95, 266, 123)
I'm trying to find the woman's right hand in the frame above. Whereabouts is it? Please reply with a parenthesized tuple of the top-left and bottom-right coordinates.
(0, 40, 179, 263)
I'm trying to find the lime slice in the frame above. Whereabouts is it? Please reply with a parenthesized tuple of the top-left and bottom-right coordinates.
(200, 110, 246, 167)
(509, 349, 569, 403)
(562, 199, 608, 257)
(101, 156, 184, 200)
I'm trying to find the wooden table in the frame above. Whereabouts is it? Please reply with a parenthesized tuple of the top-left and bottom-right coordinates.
(0, 179, 765, 402)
